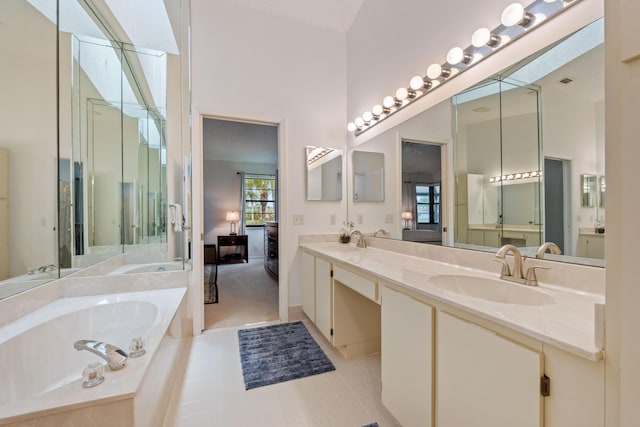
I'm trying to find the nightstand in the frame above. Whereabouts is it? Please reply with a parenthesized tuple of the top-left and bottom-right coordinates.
(217, 235, 249, 264)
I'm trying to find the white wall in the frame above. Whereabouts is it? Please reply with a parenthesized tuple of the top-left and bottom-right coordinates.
(191, 0, 347, 309)
(605, 0, 640, 425)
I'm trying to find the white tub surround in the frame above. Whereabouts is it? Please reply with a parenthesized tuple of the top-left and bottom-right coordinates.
(0, 288, 188, 426)
(300, 240, 604, 361)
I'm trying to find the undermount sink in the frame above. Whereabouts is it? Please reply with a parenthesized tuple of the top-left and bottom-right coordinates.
(429, 274, 556, 306)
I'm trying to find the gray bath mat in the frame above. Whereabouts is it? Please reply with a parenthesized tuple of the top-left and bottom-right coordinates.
(238, 321, 335, 390)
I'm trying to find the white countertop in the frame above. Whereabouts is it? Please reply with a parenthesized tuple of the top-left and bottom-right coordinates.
(300, 242, 604, 361)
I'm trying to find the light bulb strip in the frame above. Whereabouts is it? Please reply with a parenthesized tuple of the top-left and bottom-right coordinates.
(348, 0, 581, 135)
(488, 170, 543, 183)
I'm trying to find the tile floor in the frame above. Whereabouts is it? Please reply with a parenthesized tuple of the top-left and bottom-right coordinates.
(163, 258, 400, 427)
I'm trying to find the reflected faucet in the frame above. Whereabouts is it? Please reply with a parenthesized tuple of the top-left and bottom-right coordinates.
(74, 340, 128, 370)
(536, 242, 562, 259)
(350, 229, 366, 248)
(373, 229, 388, 238)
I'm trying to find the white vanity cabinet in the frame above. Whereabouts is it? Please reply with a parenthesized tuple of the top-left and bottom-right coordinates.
(314, 256, 333, 342)
(436, 311, 542, 427)
(301, 251, 316, 322)
(577, 234, 605, 259)
(381, 285, 433, 427)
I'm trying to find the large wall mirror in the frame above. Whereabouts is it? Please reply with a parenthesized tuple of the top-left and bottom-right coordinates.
(0, 0, 190, 300)
(347, 17, 604, 267)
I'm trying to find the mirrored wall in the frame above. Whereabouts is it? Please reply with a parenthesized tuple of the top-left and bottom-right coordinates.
(346, 17, 604, 267)
(0, 0, 191, 300)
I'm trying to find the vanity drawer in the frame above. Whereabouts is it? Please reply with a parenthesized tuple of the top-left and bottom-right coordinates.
(333, 265, 377, 302)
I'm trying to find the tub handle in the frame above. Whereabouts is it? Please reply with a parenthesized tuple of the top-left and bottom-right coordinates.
(74, 340, 128, 370)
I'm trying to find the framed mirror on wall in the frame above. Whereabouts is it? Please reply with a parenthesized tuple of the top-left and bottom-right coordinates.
(306, 146, 342, 201)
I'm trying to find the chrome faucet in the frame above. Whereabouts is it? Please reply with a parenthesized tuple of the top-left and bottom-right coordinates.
(536, 242, 562, 259)
(373, 228, 388, 238)
(74, 340, 128, 370)
(495, 244, 548, 286)
(495, 244, 525, 281)
(350, 229, 366, 248)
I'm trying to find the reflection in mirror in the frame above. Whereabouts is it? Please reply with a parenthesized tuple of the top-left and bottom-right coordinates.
(402, 141, 442, 244)
(352, 151, 384, 202)
(349, 17, 604, 267)
(599, 176, 605, 208)
(454, 77, 543, 251)
(581, 174, 598, 207)
(306, 146, 342, 201)
(0, 0, 59, 298)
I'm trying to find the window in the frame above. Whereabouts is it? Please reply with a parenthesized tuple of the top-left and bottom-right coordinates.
(416, 183, 440, 224)
(244, 175, 276, 225)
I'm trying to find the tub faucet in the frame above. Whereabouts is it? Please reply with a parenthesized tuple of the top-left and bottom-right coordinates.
(350, 229, 366, 248)
(536, 242, 562, 259)
(74, 340, 128, 370)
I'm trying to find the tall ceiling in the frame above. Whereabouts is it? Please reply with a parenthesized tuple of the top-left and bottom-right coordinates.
(231, 0, 365, 34)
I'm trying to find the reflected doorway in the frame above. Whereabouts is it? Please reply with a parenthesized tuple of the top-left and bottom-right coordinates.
(544, 158, 570, 254)
(401, 140, 443, 245)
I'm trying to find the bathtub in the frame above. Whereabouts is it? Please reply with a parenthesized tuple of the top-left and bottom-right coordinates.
(0, 288, 187, 426)
(106, 261, 185, 275)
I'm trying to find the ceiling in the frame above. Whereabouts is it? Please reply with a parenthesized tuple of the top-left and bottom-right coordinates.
(203, 118, 278, 164)
(231, 0, 365, 34)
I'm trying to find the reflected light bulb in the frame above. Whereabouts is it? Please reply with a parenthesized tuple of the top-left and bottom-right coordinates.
(347, 122, 356, 132)
(383, 96, 396, 109)
(362, 111, 373, 122)
(354, 117, 365, 127)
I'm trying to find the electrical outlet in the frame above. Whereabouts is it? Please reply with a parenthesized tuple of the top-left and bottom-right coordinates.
(330, 214, 336, 225)
(357, 214, 363, 224)
(385, 214, 393, 224)
(293, 214, 304, 225)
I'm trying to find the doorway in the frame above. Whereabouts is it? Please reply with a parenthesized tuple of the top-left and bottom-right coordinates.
(544, 157, 570, 254)
(202, 117, 279, 329)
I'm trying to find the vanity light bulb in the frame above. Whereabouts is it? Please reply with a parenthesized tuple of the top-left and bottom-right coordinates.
(489, 177, 495, 183)
(395, 87, 409, 101)
(522, 172, 530, 178)
(515, 173, 522, 179)
(447, 47, 467, 65)
(427, 64, 443, 80)
(472, 27, 501, 48)
(383, 96, 396, 109)
(347, 122, 357, 132)
(362, 111, 374, 122)
(372, 104, 384, 116)
(354, 117, 365, 127)
(410, 75, 425, 91)
(507, 175, 514, 180)
(500, 3, 533, 27)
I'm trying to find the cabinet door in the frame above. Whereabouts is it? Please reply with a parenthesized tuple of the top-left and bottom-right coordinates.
(381, 286, 433, 427)
(301, 252, 315, 322)
(0, 199, 8, 280)
(315, 257, 333, 342)
(588, 236, 605, 259)
(468, 229, 484, 246)
(484, 230, 501, 247)
(437, 312, 542, 427)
